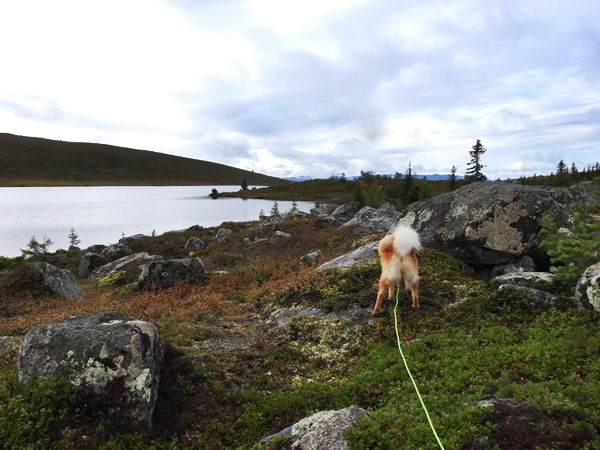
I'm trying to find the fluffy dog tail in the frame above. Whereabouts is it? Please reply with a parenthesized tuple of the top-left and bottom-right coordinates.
(389, 225, 421, 257)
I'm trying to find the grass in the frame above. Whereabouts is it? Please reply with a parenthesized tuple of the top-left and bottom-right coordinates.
(0, 133, 286, 187)
(1, 214, 599, 449)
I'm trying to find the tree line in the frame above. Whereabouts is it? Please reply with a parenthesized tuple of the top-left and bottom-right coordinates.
(351, 139, 600, 209)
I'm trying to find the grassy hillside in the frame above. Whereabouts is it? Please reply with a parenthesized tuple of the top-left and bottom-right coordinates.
(1, 214, 598, 449)
(0, 133, 286, 187)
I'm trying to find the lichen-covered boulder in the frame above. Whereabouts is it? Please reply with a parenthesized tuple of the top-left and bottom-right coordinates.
(90, 252, 163, 281)
(137, 258, 205, 289)
(258, 405, 371, 449)
(30, 262, 82, 298)
(575, 262, 600, 310)
(185, 237, 205, 251)
(494, 272, 559, 290)
(17, 311, 163, 429)
(341, 202, 401, 235)
(393, 181, 599, 267)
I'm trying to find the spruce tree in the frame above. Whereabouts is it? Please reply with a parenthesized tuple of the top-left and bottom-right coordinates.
(465, 139, 487, 182)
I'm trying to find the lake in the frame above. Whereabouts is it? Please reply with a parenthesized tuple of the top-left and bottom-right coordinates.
(0, 186, 315, 258)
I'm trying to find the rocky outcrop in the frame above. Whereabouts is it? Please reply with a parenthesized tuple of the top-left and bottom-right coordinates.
(258, 405, 371, 449)
(392, 181, 599, 267)
(17, 311, 163, 429)
(137, 258, 205, 289)
(341, 202, 401, 235)
(30, 262, 82, 298)
(575, 262, 600, 311)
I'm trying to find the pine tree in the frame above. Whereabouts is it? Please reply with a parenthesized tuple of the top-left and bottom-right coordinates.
(465, 139, 487, 182)
(448, 166, 458, 191)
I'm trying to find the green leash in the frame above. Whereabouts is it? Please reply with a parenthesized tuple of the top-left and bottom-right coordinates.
(393, 288, 445, 450)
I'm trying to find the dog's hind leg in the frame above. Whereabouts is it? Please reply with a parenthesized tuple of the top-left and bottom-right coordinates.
(372, 278, 388, 316)
(408, 279, 420, 308)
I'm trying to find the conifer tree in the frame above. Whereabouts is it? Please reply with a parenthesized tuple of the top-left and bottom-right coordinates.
(448, 165, 458, 191)
(465, 139, 487, 182)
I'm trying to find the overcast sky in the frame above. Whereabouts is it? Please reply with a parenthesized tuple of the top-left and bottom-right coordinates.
(1, 0, 599, 180)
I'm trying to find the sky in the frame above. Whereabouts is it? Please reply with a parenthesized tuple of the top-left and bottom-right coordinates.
(1, 0, 599, 181)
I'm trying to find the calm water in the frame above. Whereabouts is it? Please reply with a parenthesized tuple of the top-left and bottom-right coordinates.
(0, 186, 314, 258)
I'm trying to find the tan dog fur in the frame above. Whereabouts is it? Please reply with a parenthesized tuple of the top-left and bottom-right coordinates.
(372, 226, 421, 316)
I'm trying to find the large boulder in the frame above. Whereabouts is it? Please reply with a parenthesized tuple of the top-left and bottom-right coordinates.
(30, 262, 82, 298)
(341, 202, 401, 235)
(17, 311, 163, 429)
(393, 181, 599, 267)
(137, 258, 205, 289)
(575, 262, 600, 311)
(259, 405, 371, 449)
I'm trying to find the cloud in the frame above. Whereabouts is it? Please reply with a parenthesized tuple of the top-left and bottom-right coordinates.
(1, 0, 599, 180)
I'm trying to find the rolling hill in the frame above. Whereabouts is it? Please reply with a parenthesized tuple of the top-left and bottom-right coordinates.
(0, 133, 286, 187)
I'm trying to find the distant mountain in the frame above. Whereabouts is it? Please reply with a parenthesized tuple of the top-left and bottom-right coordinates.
(284, 176, 313, 182)
(0, 133, 286, 187)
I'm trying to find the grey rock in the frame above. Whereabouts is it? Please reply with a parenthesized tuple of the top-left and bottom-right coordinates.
(259, 215, 284, 229)
(575, 262, 600, 311)
(119, 233, 147, 243)
(79, 252, 105, 278)
(100, 243, 133, 260)
(490, 256, 537, 279)
(90, 252, 163, 281)
(498, 284, 560, 308)
(137, 258, 205, 290)
(300, 250, 323, 266)
(17, 311, 162, 429)
(393, 181, 599, 267)
(310, 204, 338, 217)
(331, 201, 361, 217)
(494, 271, 559, 290)
(84, 244, 106, 254)
(341, 202, 401, 235)
(185, 237, 206, 251)
(30, 262, 82, 298)
(314, 241, 379, 271)
(259, 405, 371, 449)
(271, 230, 292, 243)
(216, 228, 233, 242)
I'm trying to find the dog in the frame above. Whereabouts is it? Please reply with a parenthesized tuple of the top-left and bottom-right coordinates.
(372, 225, 421, 316)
